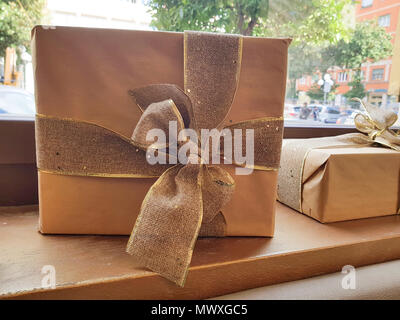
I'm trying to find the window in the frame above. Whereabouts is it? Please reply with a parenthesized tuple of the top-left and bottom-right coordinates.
(378, 14, 391, 28)
(372, 68, 384, 81)
(338, 72, 348, 82)
(361, 0, 373, 8)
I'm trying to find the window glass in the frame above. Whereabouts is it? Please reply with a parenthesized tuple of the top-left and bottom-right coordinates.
(338, 72, 348, 82)
(361, 0, 373, 8)
(372, 68, 384, 81)
(1, 0, 398, 128)
(379, 14, 391, 28)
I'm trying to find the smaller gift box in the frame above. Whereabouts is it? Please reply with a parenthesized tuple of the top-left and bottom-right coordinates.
(278, 99, 400, 223)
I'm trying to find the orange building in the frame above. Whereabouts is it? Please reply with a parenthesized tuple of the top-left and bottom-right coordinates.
(297, 0, 400, 106)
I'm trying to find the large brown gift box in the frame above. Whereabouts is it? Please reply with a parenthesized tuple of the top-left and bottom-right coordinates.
(32, 26, 291, 237)
(278, 138, 400, 223)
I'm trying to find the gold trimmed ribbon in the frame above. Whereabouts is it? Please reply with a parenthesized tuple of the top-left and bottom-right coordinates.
(36, 31, 284, 286)
(278, 98, 400, 214)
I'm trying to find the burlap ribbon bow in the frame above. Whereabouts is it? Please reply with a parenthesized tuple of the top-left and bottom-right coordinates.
(278, 98, 400, 213)
(36, 31, 284, 287)
(125, 84, 237, 287)
(353, 98, 400, 151)
(125, 31, 284, 286)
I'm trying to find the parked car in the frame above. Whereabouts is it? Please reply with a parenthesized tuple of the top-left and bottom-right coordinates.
(0, 86, 35, 116)
(284, 104, 301, 120)
(336, 109, 358, 125)
(318, 106, 341, 123)
(337, 111, 367, 126)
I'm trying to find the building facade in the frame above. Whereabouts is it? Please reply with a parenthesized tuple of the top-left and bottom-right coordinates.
(47, 0, 152, 30)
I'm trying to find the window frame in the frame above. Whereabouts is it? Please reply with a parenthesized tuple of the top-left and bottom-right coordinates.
(361, 0, 374, 8)
(371, 68, 385, 81)
(378, 14, 391, 28)
(338, 71, 348, 83)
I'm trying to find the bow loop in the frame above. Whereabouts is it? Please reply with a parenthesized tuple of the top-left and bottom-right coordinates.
(132, 99, 185, 150)
(354, 113, 376, 134)
(129, 84, 193, 128)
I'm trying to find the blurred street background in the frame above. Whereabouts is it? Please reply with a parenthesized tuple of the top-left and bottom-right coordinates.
(1, 0, 400, 127)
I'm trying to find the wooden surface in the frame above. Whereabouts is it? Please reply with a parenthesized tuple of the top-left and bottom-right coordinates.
(1, 203, 400, 299)
(283, 125, 357, 139)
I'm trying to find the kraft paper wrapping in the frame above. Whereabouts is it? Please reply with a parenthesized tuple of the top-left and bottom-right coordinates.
(281, 141, 400, 223)
(32, 26, 291, 236)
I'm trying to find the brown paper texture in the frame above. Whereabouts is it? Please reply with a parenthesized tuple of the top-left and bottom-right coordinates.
(32, 26, 290, 236)
(301, 146, 400, 222)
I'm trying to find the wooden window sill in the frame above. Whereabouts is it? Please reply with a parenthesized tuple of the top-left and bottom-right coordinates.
(2, 203, 400, 299)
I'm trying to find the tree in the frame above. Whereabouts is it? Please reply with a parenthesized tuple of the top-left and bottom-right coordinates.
(295, 21, 392, 101)
(287, 45, 337, 99)
(146, 0, 352, 40)
(0, 0, 46, 56)
(307, 82, 338, 102)
(306, 84, 324, 101)
(146, 0, 269, 36)
(344, 75, 366, 105)
(326, 20, 391, 102)
(254, 0, 353, 44)
(325, 20, 392, 70)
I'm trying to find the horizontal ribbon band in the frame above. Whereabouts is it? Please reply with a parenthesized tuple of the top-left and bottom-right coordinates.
(35, 114, 170, 178)
(36, 113, 283, 176)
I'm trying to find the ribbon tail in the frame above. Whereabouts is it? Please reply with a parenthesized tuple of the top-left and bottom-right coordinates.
(126, 164, 203, 287)
(374, 131, 400, 151)
(198, 165, 235, 236)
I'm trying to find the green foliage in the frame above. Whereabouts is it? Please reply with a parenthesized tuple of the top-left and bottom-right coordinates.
(0, 0, 46, 56)
(344, 73, 366, 103)
(325, 20, 393, 69)
(146, 0, 352, 40)
(306, 82, 338, 102)
(306, 84, 324, 101)
(257, 0, 353, 44)
(146, 0, 269, 35)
